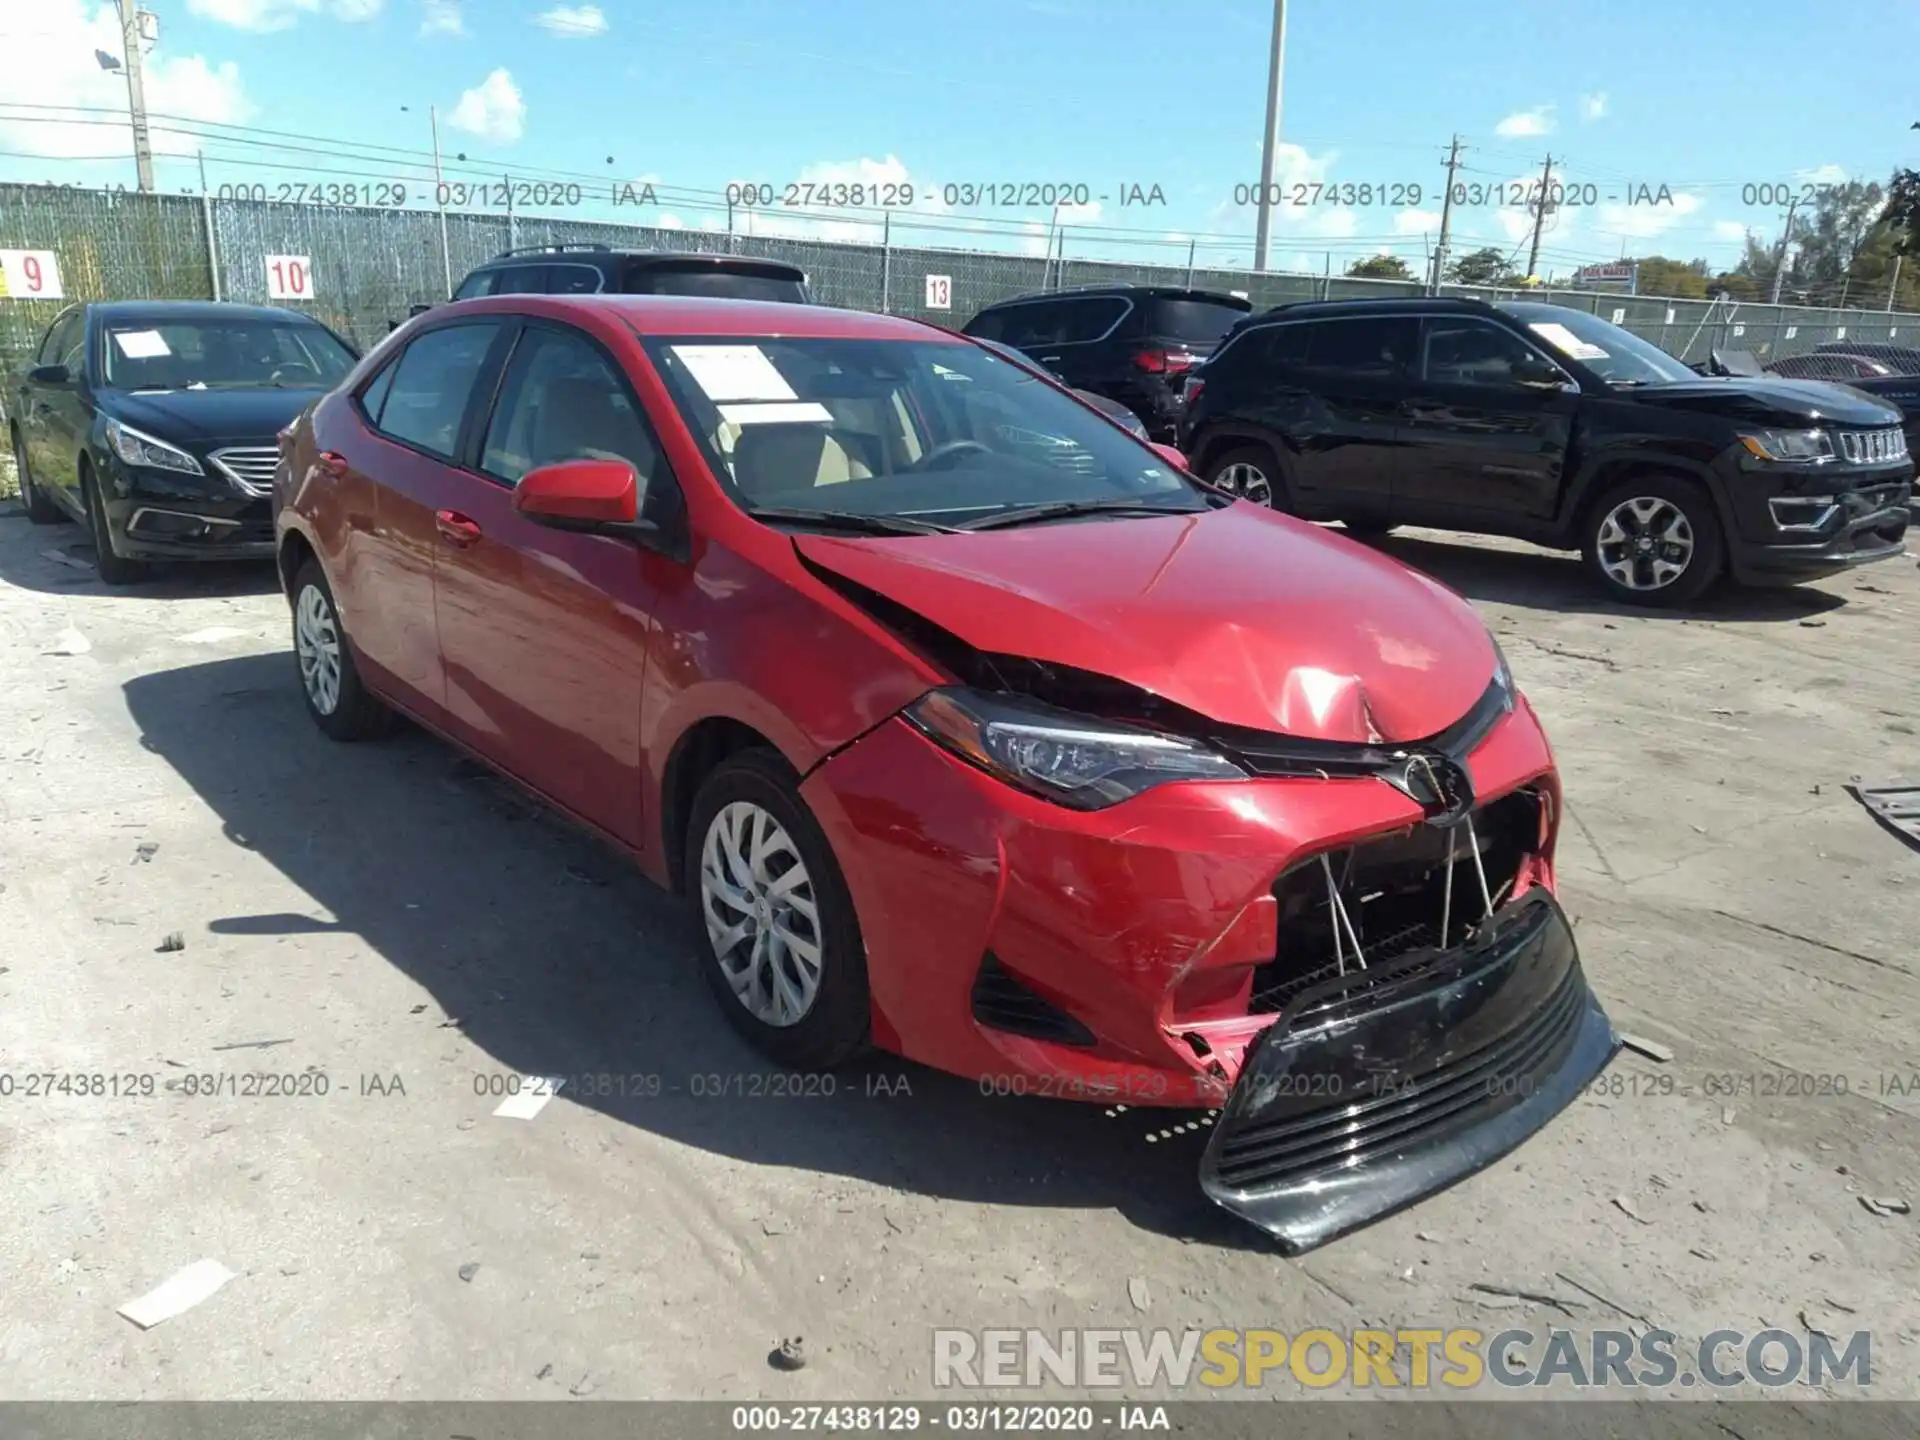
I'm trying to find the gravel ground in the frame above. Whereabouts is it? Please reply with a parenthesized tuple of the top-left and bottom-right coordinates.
(0, 505, 1916, 1414)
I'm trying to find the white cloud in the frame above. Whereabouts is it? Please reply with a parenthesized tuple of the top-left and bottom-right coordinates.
(534, 4, 606, 37)
(1394, 208, 1442, 236)
(447, 68, 524, 143)
(1795, 163, 1848, 185)
(332, 0, 384, 16)
(1579, 92, 1607, 122)
(420, 0, 462, 35)
(657, 213, 686, 229)
(0, 1, 252, 162)
(1494, 105, 1556, 138)
(1712, 220, 1750, 241)
(1595, 190, 1704, 241)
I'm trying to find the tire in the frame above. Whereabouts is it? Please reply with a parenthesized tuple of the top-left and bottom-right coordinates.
(684, 748, 869, 1071)
(82, 466, 149, 585)
(1581, 474, 1725, 607)
(1203, 443, 1287, 511)
(11, 426, 64, 525)
(290, 559, 396, 741)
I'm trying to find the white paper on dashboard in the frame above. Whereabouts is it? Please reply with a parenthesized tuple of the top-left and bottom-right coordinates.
(670, 345, 797, 402)
(113, 330, 172, 358)
(718, 402, 835, 426)
(1527, 323, 1607, 361)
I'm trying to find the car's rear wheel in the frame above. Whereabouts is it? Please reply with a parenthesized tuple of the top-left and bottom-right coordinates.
(1204, 444, 1284, 511)
(1582, 475, 1724, 607)
(11, 427, 64, 525)
(82, 466, 149, 586)
(291, 559, 396, 741)
(685, 749, 869, 1071)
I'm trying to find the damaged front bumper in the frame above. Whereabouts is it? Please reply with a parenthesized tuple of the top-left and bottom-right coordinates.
(1199, 889, 1617, 1253)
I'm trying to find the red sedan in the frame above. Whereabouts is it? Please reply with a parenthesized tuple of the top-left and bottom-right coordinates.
(274, 294, 1618, 1251)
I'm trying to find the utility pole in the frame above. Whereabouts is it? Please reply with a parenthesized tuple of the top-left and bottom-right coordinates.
(1524, 153, 1554, 281)
(1429, 136, 1464, 294)
(1769, 196, 1800, 305)
(429, 104, 452, 299)
(1888, 254, 1903, 311)
(1250, 0, 1288, 272)
(115, 0, 156, 191)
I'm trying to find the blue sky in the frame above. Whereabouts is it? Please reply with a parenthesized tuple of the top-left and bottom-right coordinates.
(4, 0, 1918, 279)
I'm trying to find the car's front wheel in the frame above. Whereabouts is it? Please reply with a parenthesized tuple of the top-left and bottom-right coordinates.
(1203, 444, 1284, 510)
(685, 749, 869, 1071)
(82, 466, 149, 585)
(11, 427, 64, 525)
(291, 559, 396, 741)
(1582, 475, 1724, 607)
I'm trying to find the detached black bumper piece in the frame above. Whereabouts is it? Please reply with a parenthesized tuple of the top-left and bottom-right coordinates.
(1199, 889, 1616, 1253)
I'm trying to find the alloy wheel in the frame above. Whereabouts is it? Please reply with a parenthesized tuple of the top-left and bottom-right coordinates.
(1214, 461, 1274, 506)
(1595, 496, 1695, 592)
(699, 800, 823, 1028)
(295, 582, 344, 715)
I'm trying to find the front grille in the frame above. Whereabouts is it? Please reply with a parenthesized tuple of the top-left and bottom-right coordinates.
(1838, 428, 1908, 465)
(971, 954, 1095, 1046)
(209, 445, 281, 497)
(1212, 962, 1586, 1190)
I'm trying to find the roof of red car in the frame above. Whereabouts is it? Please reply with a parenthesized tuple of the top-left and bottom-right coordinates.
(446, 293, 961, 341)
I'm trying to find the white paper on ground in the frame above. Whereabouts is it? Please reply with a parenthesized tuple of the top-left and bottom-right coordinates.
(112, 329, 172, 359)
(493, 1076, 564, 1119)
(117, 1259, 235, 1328)
(177, 627, 255, 645)
(1526, 322, 1608, 361)
(670, 345, 797, 402)
(717, 401, 835, 426)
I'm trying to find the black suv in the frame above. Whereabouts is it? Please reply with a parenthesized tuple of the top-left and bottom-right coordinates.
(448, 246, 813, 303)
(962, 285, 1252, 441)
(1180, 297, 1913, 605)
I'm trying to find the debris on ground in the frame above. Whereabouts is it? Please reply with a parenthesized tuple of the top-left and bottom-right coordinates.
(1465, 1282, 1583, 1317)
(116, 1259, 235, 1329)
(1127, 1276, 1151, 1311)
(1618, 1034, 1673, 1064)
(41, 549, 92, 572)
(156, 932, 185, 953)
(132, 842, 159, 864)
(1845, 782, 1920, 852)
(1612, 1195, 1654, 1225)
(564, 865, 608, 886)
(493, 1078, 563, 1120)
(1861, 1196, 1912, 1218)
(759, 1218, 791, 1237)
(536, 1364, 553, 1380)
(210, 1037, 291, 1052)
(176, 627, 255, 645)
(44, 628, 92, 656)
(569, 1372, 596, 1397)
(458, 1262, 480, 1283)
(770, 1337, 807, 1371)
(1798, 618, 1827, 628)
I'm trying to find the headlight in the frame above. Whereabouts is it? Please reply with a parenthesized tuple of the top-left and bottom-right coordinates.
(1738, 428, 1834, 464)
(104, 418, 203, 475)
(903, 687, 1246, 809)
(1488, 635, 1515, 704)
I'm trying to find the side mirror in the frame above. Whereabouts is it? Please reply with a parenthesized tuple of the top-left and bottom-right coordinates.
(408, 303, 434, 318)
(514, 458, 653, 536)
(1148, 441, 1191, 472)
(27, 364, 71, 386)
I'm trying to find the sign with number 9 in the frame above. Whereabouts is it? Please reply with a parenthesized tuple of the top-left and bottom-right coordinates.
(0, 250, 64, 299)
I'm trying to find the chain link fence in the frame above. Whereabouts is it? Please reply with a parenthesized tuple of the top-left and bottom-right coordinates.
(7, 181, 1920, 394)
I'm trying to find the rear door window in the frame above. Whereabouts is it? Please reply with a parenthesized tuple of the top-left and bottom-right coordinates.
(453, 271, 497, 301)
(1299, 316, 1418, 379)
(547, 264, 603, 294)
(1059, 296, 1129, 343)
(374, 323, 502, 461)
(1146, 298, 1249, 345)
(491, 266, 549, 295)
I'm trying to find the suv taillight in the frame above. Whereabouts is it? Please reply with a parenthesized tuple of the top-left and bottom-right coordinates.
(1134, 349, 1197, 375)
(1181, 376, 1206, 407)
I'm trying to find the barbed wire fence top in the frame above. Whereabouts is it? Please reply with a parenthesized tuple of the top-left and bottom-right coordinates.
(6, 183, 1920, 390)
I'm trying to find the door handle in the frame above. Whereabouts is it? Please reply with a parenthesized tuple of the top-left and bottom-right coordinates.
(315, 450, 348, 477)
(435, 509, 482, 547)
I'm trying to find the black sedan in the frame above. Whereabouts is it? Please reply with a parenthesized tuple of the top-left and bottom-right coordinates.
(9, 300, 357, 583)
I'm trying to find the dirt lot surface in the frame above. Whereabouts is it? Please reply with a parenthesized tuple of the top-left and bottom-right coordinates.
(0, 503, 1916, 1417)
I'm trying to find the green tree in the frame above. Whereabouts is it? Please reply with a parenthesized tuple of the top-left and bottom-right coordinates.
(1445, 246, 1514, 285)
(1347, 254, 1413, 281)
(1626, 256, 1710, 300)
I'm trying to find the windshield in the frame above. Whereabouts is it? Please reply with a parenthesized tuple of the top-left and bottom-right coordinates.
(101, 318, 356, 391)
(643, 335, 1203, 526)
(1501, 303, 1695, 386)
(625, 267, 808, 303)
(1151, 298, 1250, 345)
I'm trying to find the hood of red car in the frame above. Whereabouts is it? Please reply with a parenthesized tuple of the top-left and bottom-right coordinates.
(795, 503, 1497, 744)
